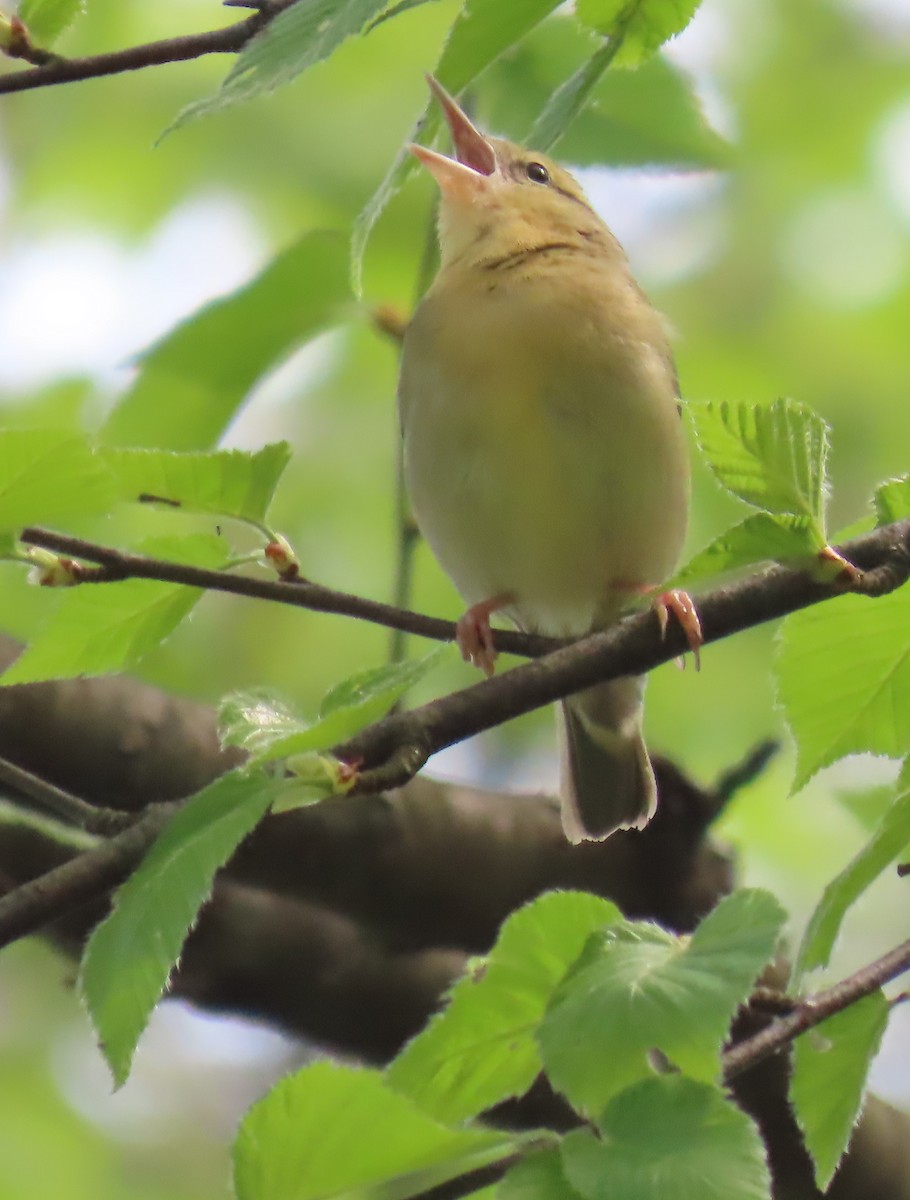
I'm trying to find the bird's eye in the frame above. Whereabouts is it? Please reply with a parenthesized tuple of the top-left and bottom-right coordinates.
(525, 161, 550, 185)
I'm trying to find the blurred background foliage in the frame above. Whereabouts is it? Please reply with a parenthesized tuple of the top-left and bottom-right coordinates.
(0, 0, 909, 1195)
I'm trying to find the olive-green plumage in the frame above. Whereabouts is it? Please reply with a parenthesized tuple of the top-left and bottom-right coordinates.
(398, 79, 690, 840)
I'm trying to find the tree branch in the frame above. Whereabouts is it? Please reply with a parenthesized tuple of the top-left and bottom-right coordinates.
(0, 754, 135, 835)
(334, 518, 910, 790)
(19, 520, 910, 798)
(0, 0, 297, 96)
(723, 933, 910, 1080)
(18, 526, 557, 657)
(0, 802, 175, 948)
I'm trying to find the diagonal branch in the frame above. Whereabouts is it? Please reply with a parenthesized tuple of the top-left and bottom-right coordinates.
(0, 802, 175, 948)
(18, 526, 558, 657)
(334, 517, 910, 790)
(723, 934, 910, 1080)
(0, 0, 297, 96)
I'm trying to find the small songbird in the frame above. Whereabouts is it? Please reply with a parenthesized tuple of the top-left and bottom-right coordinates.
(398, 77, 701, 841)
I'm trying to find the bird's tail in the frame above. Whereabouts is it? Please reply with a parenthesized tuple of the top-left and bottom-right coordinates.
(558, 676, 657, 842)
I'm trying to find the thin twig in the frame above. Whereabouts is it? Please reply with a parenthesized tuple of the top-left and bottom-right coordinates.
(0, 0, 297, 96)
(18, 526, 557, 657)
(0, 755, 134, 836)
(723, 933, 910, 1080)
(0, 802, 176, 949)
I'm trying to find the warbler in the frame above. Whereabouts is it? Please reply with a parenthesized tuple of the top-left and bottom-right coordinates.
(398, 77, 700, 841)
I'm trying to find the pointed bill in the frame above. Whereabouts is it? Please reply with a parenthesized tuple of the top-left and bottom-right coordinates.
(408, 75, 497, 201)
(424, 75, 496, 176)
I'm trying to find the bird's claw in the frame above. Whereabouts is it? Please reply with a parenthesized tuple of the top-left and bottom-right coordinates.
(455, 592, 514, 678)
(653, 588, 703, 671)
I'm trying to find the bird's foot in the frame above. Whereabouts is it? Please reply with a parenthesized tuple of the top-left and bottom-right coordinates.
(653, 588, 703, 671)
(455, 592, 514, 678)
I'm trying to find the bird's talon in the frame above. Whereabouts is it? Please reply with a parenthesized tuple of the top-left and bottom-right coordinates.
(653, 589, 703, 671)
(455, 593, 514, 678)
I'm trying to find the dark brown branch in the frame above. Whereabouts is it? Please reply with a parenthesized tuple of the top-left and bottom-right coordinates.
(0, 754, 134, 835)
(18, 526, 557, 657)
(335, 518, 910, 789)
(0, 802, 175, 948)
(723, 933, 910, 1080)
(0, 0, 297, 96)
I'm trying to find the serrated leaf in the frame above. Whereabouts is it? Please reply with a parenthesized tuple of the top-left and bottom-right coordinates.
(80, 771, 283, 1087)
(691, 399, 829, 537)
(172, 0, 390, 130)
(873, 476, 910, 526)
(17, 0, 84, 45)
(352, 0, 563, 292)
(232, 1061, 516, 1200)
(792, 788, 910, 987)
(366, 0, 441, 34)
(560, 1078, 770, 1200)
(220, 644, 451, 765)
(101, 442, 291, 526)
(102, 233, 350, 451)
(791, 994, 889, 1190)
(575, 0, 704, 68)
(0, 429, 114, 536)
(538, 889, 786, 1116)
(389, 891, 620, 1124)
(775, 585, 910, 792)
(1, 534, 225, 686)
(668, 513, 819, 590)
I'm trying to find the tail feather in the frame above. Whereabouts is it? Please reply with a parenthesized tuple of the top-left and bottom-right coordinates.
(558, 676, 657, 843)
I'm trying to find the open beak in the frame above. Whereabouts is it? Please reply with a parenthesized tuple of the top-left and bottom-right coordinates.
(408, 75, 496, 201)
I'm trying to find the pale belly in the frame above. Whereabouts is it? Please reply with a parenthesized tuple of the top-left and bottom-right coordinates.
(399, 283, 689, 637)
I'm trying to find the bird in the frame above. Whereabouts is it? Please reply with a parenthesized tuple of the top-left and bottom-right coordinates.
(397, 76, 701, 841)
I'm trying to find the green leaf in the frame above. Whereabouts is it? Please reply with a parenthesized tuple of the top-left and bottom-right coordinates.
(791, 993, 889, 1190)
(528, 39, 621, 152)
(0, 429, 114, 536)
(352, 0, 563, 293)
(668, 513, 819, 590)
(232, 1061, 517, 1200)
(575, 0, 704, 68)
(102, 232, 350, 451)
(775, 584, 910, 792)
(792, 788, 910, 987)
(538, 889, 786, 1116)
(1, 534, 225, 686)
(873, 476, 910, 526)
(499, 1149, 584, 1200)
(690, 399, 830, 538)
(220, 644, 451, 765)
(173, 0, 390, 130)
(80, 771, 283, 1087)
(365, 0, 441, 34)
(490, 28, 729, 170)
(560, 1077, 770, 1200)
(17, 0, 83, 45)
(101, 442, 292, 526)
(389, 891, 620, 1123)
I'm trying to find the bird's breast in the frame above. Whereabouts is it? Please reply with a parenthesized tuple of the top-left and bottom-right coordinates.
(399, 266, 689, 636)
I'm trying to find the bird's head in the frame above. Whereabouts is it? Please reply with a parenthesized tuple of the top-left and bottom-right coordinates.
(409, 76, 605, 268)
